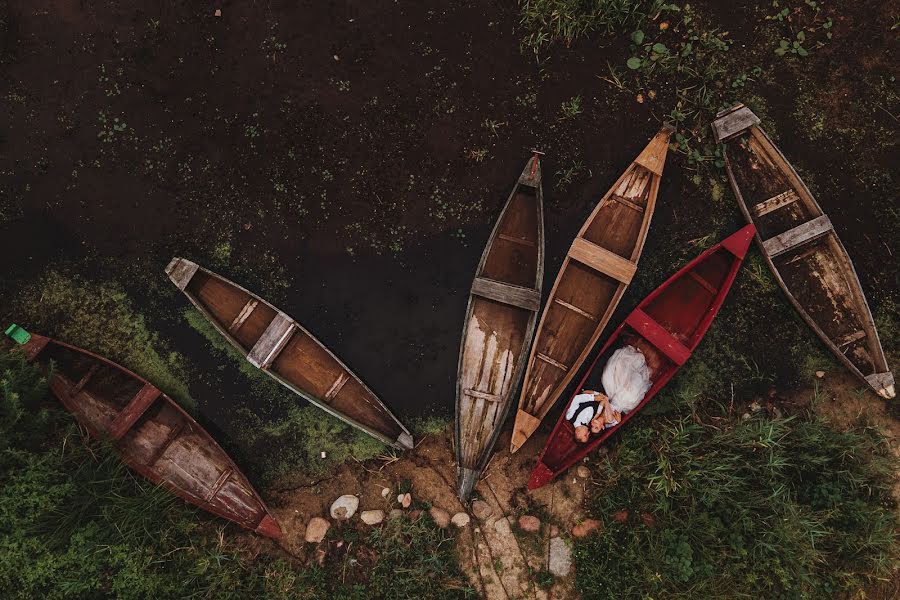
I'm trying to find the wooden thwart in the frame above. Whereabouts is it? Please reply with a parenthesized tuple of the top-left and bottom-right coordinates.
(625, 309, 691, 366)
(463, 388, 503, 402)
(687, 270, 717, 295)
(148, 423, 185, 466)
(72, 363, 100, 395)
(611, 194, 645, 213)
(471, 277, 540, 311)
(205, 468, 234, 502)
(107, 383, 162, 440)
(751, 190, 799, 217)
(229, 299, 259, 333)
(553, 298, 596, 321)
(568, 238, 636, 284)
(762, 215, 832, 257)
(836, 330, 867, 348)
(324, 373, 349, 402)
(247, 313, 295, 369)
(536, 353, 568, 371)
(498, 233, 536, 247)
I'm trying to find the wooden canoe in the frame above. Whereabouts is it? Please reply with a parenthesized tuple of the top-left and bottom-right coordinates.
(528, 225, 756, 489)
(4, 324, 282, 538)
(713, 104, 894, 399)
(166, 259, 415, 449)
(510, 124, 674, 453)
(455, 154, 545, 500)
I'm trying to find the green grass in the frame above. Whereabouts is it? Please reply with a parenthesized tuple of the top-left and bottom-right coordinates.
(13, 271, 196, 411)
(573, 413, 899, 599)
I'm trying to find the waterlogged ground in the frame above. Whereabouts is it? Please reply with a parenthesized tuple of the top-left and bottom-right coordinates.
(1, 0, 898, 597)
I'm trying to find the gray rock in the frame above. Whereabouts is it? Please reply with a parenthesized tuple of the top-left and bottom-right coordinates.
(471, 500, 493, 520)
(429, 507, 451, 528)
(304, 517, 330, 543)
(330, 494, 359, 520)
(360, 510, 384, 525)
(451, 512, 470, 528)
(548, 536, 573, 577)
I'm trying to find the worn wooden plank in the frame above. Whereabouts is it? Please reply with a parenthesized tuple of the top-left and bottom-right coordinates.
(712, 104, 760, 142)
(228, 299, 259, 333)
(463, 388, 503, 402)
(836, 330, 867, 348)
(147, 423, 185, 466)
(611, 194, 645, 213)
(166, 258, 199, 291)
(205, 468, 234, 502)
(498, 233, 536, 247)
(323, 372, 350, 402)
(107, 383, 162, 440)
(568, 238, 637, 284)
(687, 270, 717, 295)
(762, 215, 832, 257)
(247, 313, 295, 369)
(751, 190, 799, 218)
(536, 352, 568, 371)
(866, 371, 895, 391)
(553, 298, 596, 321)
(471, 277, 540, 311)
(625, 309, 691, 366)
(72, 363, 100, 395)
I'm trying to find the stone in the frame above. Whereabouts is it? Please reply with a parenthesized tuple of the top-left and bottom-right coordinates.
(214, 9, 222, 18)
(572, 518, 602, 538)
(612, 510, 629, 523)
(397, 492, 412, 508)
(451, 512, 471, 528)
(389, 509, 404, 520)
(576, 465, 591, 478)
(304, 517, 330, 543)
(492, 516, 512, 535)
(360, 510, 384, 525)
(471, 500, 493, 520)
(548, 537, 573, 577)
(381, 487, 391, 498)
(330, 495, 359, 520)
(518, 515, 541, 533)
(641, 512, 656, 528)
(816, 370, 825, 378)
(549, 525, 559, 537)
(429, 507, 450, 528)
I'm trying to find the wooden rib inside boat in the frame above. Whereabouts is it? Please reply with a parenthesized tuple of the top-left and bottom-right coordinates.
(166, 259, 415, 449)
(4, 325, 282, 538)
(528, 225, 756, 488)
(510, 124, 674, 453)
(713, 104, 894, 399)
(456, 154, 544, 500)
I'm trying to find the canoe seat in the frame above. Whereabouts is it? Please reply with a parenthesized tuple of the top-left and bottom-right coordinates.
(836, 330, 866, 348)
(463, 388, 503, 402)
(324, 373, 350, 402)
(471, 277, 540, 311)
(762, 215, 832, 257)
(498, 233, 536, 247)
(751, 190, 799, 218)
(205, 468, 234, 503)
(72, 363, 100, 395)
(687, 271, 717, 295)
(229, 299, 259, 333)
(611, 194, 645, 213)
(625, 309, 691, 366)
(569, 238, 636, 284)
(535, 352, 568, 372)
(107, 383, 162, 440)
(553, 298, 596, 321)
(148, 422, 185, 466)
(247, 312, 295, 369)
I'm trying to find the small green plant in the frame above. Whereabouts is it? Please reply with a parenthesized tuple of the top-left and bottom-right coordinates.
(482, 118, 506, 137)
(558, 95, 583, 120)
(555, 159, 585, 189)
(467, 148, 489, 162)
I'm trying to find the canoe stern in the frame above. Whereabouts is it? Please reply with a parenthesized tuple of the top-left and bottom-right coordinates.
(166, 257, 199, 291)
(711, 103, 761, 143)
(396, 431, 415, 450)
(457, 467, 480, 501)
(510, 409, 541, 454)
(527, 461, 554, 490)
(721, 223, 756, 258)
(255, 514, 283, 539)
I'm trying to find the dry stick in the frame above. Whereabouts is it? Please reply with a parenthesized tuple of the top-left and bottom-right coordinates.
(484, 479, 540, 600)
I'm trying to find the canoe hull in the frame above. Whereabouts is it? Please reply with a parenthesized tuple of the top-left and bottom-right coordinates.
(455, 156, 545, 500)
(714, 104, 894, 399)
(528, 225, 755, 488)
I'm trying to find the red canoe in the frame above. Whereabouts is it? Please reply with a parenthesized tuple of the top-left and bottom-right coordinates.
(4, 325, 282, 539)
(527, 225, 756, 489)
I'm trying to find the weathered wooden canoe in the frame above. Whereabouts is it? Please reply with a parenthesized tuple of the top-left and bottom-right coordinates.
(713, 104, 894, 399)
(528, 225, 756, 489)
(4, 324, 282, 538)
(510, 124, 674, 453)
(166, 259, 414, 449)
(456, 154, 545, 500)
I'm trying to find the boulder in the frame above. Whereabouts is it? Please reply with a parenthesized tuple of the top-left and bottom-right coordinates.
(304, 517, 330, 543)
(451, 512, 471, 528)
(429, 507, 451, 528)
(471, 500, 493, 520)
(330, 495, 360, 520)
(548, 537, 572, 577)
(571, 518, 602, 538)
(518, 515, 541, 533)
(360, 510, 385, 525)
